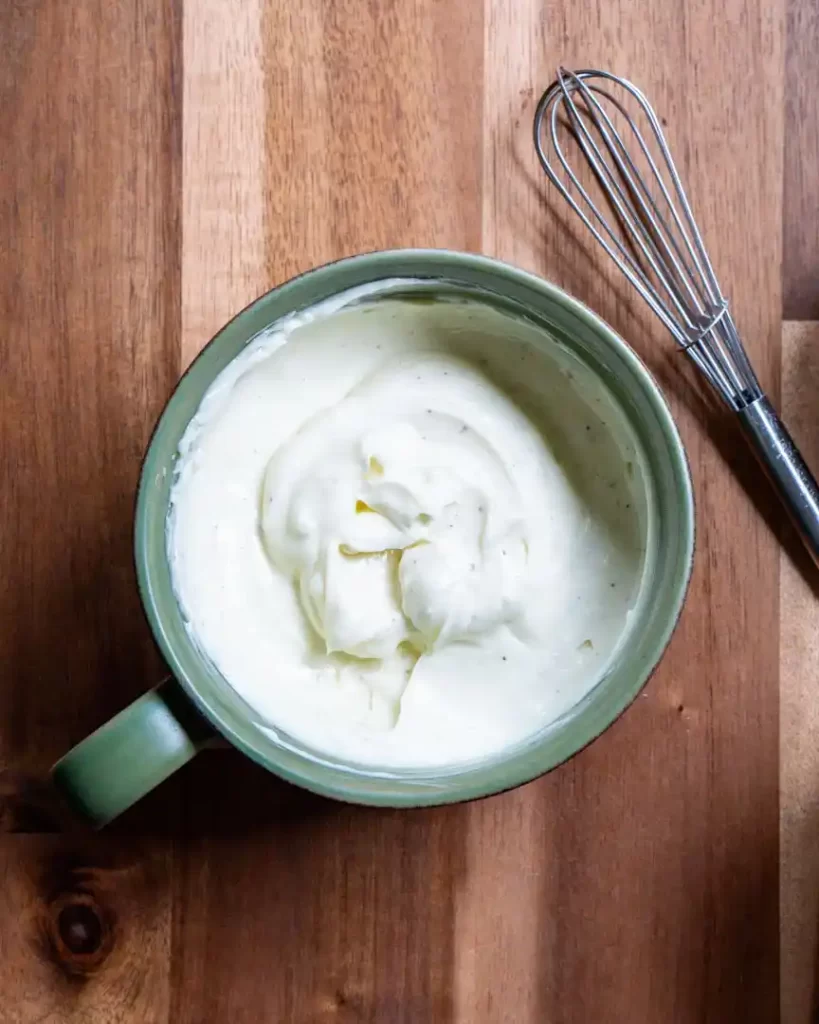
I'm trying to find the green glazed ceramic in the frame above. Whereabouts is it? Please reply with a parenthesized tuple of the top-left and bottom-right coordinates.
(52, 250, 695, 826)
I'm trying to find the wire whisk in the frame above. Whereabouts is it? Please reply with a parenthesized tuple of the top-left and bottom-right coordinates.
(534, 68, 819, 567)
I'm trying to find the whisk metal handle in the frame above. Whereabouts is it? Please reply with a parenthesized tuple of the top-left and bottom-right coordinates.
(736, 396, 819, 566)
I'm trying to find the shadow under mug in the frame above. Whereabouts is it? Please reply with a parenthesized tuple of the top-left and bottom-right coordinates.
(51, 249, 695, 827)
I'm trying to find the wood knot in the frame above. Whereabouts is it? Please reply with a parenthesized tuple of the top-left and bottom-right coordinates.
(42, 892, 114, 978)
(58, 901, 103, 955)
(316, 985, 362, 1016)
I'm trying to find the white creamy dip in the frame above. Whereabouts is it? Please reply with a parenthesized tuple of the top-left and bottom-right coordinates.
(168, 284, 652, 768)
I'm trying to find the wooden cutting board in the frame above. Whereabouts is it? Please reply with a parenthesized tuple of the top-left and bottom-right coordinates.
(1, 0, 816, 1020)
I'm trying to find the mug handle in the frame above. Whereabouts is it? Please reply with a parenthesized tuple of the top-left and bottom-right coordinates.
(51, 677, 214, 827)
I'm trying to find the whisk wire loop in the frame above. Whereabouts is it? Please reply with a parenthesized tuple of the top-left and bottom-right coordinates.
(558, 74, 711, 327)
(534, 68, 762, 411)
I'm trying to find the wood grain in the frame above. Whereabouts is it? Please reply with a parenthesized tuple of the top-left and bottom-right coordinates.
(0, 0, 801, 1019)
(0, 837, 171, 1024)
(170, 760, 470, 1023)
(0, 0, 181, 772)
(781, 321, 819, 1024)
(0, 0, 180, 1017)
(784, 0, 819, 319)
(260, 0, 484, 279)
(182, 0, 268, 363)
(781, 0, 819, 1006)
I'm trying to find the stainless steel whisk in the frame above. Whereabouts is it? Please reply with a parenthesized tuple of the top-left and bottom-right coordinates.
(534, 68, 819, 566)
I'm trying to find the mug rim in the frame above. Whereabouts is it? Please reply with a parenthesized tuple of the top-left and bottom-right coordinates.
(134, 248, 695, 805)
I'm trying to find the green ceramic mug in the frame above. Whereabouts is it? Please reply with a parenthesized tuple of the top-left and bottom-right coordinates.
(51, 250, 695, 826)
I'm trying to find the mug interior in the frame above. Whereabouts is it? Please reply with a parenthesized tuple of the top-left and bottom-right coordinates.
(135, 250, 694, 805)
